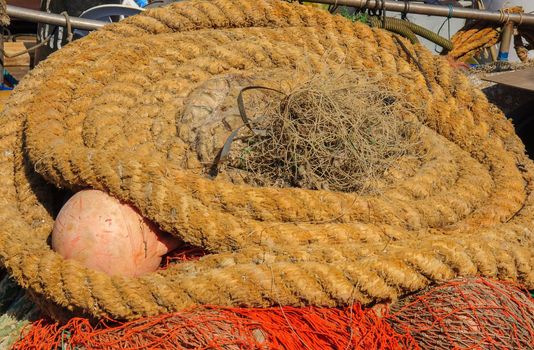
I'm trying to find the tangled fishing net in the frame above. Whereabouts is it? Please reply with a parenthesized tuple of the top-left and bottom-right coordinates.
(388, 278, 534, 349)
(0, 0, 534, 326)
(227, 69, 423, 193)
(13, 278, 534, 349)
(13, 305, 417, 349)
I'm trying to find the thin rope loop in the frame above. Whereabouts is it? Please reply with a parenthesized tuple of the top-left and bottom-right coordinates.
(499, 8, 511, 24)
(402, 0, 410, 20)
(518, 12, 524, 27)
(60, 11, 73, 43)
(393, 35, 433, 92)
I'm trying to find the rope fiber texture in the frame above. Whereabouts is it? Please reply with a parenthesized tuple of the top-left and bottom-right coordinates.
(448, 6, 525, 62)
(1, 0, 534, 321)
(0, 0, 8, 27)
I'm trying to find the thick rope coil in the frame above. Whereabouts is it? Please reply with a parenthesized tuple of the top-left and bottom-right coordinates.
(0, 0, 533, 321)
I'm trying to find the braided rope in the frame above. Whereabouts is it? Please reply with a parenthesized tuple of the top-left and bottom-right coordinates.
(0, 0, 534, 320)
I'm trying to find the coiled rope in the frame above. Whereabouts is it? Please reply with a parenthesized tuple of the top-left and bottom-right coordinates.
(0, 0, 533, 321)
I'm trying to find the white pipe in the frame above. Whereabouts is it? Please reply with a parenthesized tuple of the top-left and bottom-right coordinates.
(7, 5, 106, 31)
(308, 0, 534, 27)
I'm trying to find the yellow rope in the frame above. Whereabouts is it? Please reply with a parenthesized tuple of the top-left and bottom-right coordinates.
(0, 0, 8, 27)
(0, 0, 533, 321)
(449, 6, 525, 62)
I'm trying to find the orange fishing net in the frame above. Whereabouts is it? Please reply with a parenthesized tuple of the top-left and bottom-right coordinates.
(160, 244, 207, 269)
(13, 278, 534, 349)
(13, 305, 417, 350)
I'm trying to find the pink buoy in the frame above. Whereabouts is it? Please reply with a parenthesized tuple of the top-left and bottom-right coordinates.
(51, 189, 180, 277)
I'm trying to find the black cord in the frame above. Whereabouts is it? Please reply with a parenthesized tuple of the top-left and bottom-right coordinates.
(362, 0, 371, 16)
(393, 35, 433, 92)
(209, 85, 285, 177)
(328, 4, 339, 13)
(376, 0, 383, 16)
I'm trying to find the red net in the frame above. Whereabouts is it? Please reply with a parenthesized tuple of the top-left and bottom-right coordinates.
(15, 277, 534, 349)
(386, 277, 534, 349)
(14, 305, 417, 350)
(160, 245, 206, 269)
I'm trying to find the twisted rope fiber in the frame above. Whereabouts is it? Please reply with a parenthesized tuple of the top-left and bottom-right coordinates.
(448, 6, 525, 62)
(0, 0, 8, 27)
(1, 0, 534, 321)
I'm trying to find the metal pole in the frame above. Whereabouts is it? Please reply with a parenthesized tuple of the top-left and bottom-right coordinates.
(7, 5, 106, 31)
(498, 21, 514, 61)
(307, 0, 534, 27)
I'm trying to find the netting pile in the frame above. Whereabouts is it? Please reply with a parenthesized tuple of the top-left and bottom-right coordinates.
(13, 278, 534, 349)
(0, 0, 534, 324)
(13, 305, 417, 350)
(388, 278, 534, 349)
(226, 69, 424, 193)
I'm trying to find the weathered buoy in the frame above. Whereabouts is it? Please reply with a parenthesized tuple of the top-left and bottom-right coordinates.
(51, 189, 180, 277)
